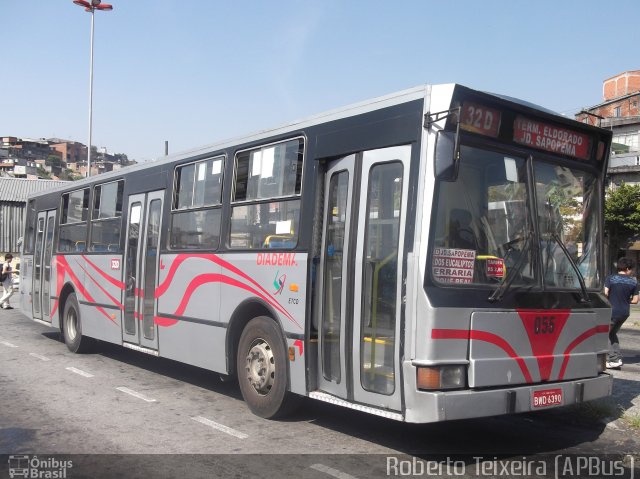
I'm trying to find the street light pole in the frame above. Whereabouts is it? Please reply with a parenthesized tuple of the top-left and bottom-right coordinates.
(72, 0, 113, 178)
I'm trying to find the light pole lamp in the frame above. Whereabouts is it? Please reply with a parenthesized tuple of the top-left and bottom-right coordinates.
(72, 0, 113, 177)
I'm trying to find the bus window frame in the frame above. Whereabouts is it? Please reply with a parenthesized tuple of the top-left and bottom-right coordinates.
(228, 136, 305, 250)
(89, 179, 125, 253)
(58, 187, 91, 254)
(169, 155, 226, 251)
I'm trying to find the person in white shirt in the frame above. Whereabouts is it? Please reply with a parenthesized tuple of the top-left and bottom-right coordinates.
(1, 254, 14, 310)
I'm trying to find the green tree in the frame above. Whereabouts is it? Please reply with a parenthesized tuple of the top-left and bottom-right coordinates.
(604, 182, 640, 266)
(47, 154, 63, 170)
(36, 166, 52, 179)
(59, 169, 82, 181)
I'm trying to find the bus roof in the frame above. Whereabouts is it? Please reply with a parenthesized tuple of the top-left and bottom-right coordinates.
(27, 82, 603, 198)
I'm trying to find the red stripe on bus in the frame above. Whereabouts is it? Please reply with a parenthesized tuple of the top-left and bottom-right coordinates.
(75, 259, 124, 310)
(51, 255, 68, 317)
(516, 309, 570, 381)
(431, 328, 533, 383)
(54, 257, 118, 325)
(173, 273, 295, 326)
(470, 330, 534, 383)
(154, 316, 178, 327)
(156, 254, 300, 329)
(81, 255, 125, 289)
(557, 325, 609, 380)
(431, 328, 469, 340)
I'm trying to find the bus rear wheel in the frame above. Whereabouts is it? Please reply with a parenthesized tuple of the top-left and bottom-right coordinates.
(62, 293, 95, 354)
(237, 316, 298, 419)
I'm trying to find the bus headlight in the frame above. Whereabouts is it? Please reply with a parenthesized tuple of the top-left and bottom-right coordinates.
(417, 365, 466, 390)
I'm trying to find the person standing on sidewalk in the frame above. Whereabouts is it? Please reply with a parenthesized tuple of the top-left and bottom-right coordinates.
(1, 253, 14, 310)
(604, 257, 639, 368)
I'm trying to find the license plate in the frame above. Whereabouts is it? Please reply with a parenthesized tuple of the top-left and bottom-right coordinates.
(532, 388, 563, 408)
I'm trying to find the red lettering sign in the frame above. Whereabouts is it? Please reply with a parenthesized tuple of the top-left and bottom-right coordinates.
(256, 253, 298, 267)
(513, 116, 591, 160)
(485, 258, 504, 278)
(460, 102, 501, 137)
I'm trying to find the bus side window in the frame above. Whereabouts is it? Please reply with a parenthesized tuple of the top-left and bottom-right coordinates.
(59, 188, 90, 253)
(170, 156, 224, 250)
(230, 138, 304, 249)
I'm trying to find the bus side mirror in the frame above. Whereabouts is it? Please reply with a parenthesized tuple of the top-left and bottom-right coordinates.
(435, 131, 460, 181)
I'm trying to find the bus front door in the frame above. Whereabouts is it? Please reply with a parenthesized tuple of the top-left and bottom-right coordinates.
(318, 145, 410, 413)
(122, 191, 164, 350)
(32, 209, 56, 322)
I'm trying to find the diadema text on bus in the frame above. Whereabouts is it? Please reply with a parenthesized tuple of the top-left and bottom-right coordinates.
(21, 84, 614, 422)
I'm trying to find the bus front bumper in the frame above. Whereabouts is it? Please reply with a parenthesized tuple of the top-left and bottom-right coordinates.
(403, 368, 613, 423)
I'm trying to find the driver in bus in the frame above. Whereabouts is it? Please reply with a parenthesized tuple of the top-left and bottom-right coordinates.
(449, 208, 476, 250)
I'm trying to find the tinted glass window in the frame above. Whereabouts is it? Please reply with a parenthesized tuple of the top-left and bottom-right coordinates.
(62, 189, 90, 224)
(234, 139, 303, 202)
(170, 157, 224, 250)
(230, 200, 300, 249)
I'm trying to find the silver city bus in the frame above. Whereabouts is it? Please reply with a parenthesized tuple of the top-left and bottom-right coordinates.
(21, 84, 612, 422)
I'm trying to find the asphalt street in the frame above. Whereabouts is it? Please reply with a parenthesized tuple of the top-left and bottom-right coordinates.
(1, 305, 638, 478)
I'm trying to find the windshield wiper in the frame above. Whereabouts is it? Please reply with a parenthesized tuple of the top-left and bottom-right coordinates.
(488, 231, 532, 303)
(548, 232, 591, 304)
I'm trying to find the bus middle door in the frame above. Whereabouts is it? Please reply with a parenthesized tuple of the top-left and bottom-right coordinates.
(122, 190, 164, 351)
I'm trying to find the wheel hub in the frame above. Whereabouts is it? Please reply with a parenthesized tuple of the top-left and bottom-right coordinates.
(67, 309, 78, 341)
(245, 339, 275, 395)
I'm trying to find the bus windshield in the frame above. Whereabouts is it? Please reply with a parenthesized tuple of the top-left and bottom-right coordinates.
(431, 144, 600, 290)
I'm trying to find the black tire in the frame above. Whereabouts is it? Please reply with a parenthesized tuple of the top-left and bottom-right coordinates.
(236, 316, 299, 419)
(62, 293, 96, 353)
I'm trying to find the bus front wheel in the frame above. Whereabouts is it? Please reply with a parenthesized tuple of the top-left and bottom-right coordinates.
(62, 293, 95, 353)
(237, 316, 298, 419)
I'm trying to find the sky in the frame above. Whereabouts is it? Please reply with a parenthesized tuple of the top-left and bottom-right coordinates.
(1, 0, 639, 163)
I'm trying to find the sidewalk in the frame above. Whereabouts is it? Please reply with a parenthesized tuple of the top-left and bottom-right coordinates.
(626, 304, 640, 329)
(603, 305, 640, 430)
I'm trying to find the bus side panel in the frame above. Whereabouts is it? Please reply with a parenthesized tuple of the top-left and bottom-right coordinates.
(159, 321, 227, 372)
(52, 254, 123, 344)
(155, 253, 225, 371)
(153, 252, 308, 393)
(77, 254, 124, 344)
(219, 253, 308, 396)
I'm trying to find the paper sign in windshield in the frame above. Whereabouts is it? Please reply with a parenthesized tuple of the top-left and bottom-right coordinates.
(486, 257, 505, 278)
(432, 248, 476, 284)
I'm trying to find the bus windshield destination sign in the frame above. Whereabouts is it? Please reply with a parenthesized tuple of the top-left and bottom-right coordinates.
(513, 115, 590, 160)
(460, 102, 501, 137)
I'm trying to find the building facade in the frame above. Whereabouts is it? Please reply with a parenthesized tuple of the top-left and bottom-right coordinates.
(1, 137, 134, 179)
(576, 70, 640, 186)
(576, 70, 640, 265)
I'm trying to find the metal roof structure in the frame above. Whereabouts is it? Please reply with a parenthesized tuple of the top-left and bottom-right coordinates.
(0, 177, 69, 203)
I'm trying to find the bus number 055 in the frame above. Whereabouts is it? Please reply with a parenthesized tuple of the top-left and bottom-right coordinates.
(534, 316, 555, 334)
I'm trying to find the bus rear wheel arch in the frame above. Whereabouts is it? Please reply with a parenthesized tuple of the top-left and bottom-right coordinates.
(236, 316, 298, 419)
